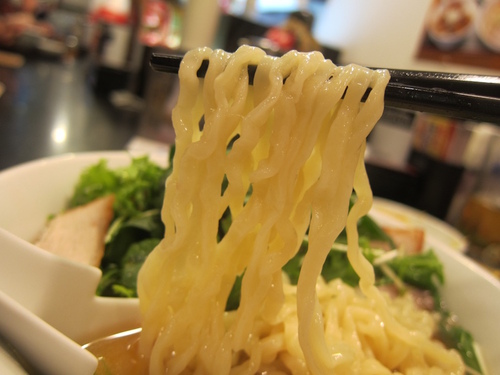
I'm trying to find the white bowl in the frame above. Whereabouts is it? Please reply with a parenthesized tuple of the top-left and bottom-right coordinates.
(426, 0, 477, 51)
(0, 152, 499, 374)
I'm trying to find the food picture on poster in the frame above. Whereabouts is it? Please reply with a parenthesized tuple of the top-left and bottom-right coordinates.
(417, 0, 500, 70)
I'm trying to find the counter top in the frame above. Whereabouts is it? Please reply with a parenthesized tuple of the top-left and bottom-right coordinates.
(0, 53, 143, 171)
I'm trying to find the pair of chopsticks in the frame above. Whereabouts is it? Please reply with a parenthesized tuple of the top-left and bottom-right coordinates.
(150, 52, 500, 124)
(382, 69, 500, 124)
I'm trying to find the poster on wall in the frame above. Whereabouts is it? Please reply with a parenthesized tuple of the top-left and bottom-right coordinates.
(416, 0, 500, 71)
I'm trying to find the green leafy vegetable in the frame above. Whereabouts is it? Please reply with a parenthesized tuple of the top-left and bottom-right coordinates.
(111, 284, 136, 298)
(322, 246, 378, 286)
(104, 209, 164, 265)
(438, 311, 484, 374)
(283, 239, 444, 292)
(69, 160, 119, 208)
(226, 273, 243, 311)
(98, 236, 161, 298)
(69, 156, 168, 219)
(96, 264, 120, 296)
(68, 155, 170, 298)
(388, 250, 444, 293)
(120, 238, 161, 295)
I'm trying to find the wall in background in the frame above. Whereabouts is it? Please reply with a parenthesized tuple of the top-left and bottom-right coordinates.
(312, 0, 497, 75)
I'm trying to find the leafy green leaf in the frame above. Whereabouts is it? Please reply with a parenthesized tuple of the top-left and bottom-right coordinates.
(103, 209, 164, 265)
(437, 311, 484, 374)
(388, 250, 444, 292)
(69, 156, 168, 219)
(226, 273, 243, 311)
(69, 160, 118, 208)
(96, 264, 120, 296)
(111, 284, 136, 298)
(283, 238, 378, 287)
(112, 157, 167, 218)
(119, 238, 161, 296)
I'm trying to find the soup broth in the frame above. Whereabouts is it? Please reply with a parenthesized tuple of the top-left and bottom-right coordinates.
(83, 328, 146, 375)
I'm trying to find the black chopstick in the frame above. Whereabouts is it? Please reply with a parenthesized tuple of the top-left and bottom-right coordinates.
(150, 53, 500, 124)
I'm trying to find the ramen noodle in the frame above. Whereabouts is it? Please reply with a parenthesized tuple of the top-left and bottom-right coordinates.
(137, 46, 465, 374)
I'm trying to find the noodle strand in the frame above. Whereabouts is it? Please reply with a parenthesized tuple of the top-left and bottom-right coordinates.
(137, 46, 465, 375)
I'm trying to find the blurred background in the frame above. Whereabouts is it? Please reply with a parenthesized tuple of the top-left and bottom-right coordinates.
(0, 0, 499, 270)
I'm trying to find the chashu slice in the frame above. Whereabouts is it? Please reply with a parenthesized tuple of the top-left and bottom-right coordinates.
(382, 226, 425, 254)
(35, 195, 115, 267)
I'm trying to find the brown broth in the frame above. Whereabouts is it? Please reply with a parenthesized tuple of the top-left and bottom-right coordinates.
(83, 328, 148, 375)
